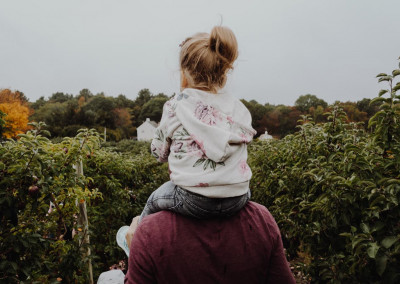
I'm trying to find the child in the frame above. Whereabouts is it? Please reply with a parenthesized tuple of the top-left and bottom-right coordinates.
(117, 26, 256, 256)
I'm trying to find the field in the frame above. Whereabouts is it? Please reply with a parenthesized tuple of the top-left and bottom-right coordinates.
(1, 64, 399, 283)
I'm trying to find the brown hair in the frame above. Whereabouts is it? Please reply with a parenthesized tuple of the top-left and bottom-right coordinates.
(179, 26, 238, 93)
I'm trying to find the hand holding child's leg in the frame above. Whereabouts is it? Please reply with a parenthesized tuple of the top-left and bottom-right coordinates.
(126, 216, 140, 251)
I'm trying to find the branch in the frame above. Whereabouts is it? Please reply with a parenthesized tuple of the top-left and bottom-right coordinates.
(50, 193, 68, 238)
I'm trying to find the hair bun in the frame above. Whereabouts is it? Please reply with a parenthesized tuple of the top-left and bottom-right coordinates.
(209, 26, 238, 67)
(179, 26, 238, 92)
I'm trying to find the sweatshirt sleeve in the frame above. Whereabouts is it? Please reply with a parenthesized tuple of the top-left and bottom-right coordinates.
(150, 98, 179, 162)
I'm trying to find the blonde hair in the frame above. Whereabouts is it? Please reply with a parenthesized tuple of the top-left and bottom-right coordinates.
(179, 26, 238, 93)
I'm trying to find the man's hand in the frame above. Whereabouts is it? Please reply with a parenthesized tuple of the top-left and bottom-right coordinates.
(126, 216, 140, 250)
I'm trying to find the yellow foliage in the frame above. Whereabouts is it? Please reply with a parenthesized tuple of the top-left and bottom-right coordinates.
(0, 89, 31, 138)
(0, 89, 27, 105)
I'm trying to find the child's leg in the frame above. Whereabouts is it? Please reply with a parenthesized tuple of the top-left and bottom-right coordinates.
(140, 181, 251, 221)
(217, 190, 251, 217)
(174, 187, 251, 219)
(139, 181, 180, 221)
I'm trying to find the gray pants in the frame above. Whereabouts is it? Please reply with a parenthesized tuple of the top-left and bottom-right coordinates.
(140, 181, 250, 221)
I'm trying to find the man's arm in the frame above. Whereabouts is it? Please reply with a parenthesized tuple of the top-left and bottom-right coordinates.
(266, 232, 296, 284)
(124, 223, 156, 284)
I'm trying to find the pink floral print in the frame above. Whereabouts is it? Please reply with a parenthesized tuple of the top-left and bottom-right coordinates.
(239, 160, 250, 176)
(165, 101, 176, 118)
(240, 133, 250, 143)
(194, 101, 221, 125)
(190, 134, 206, 155)
(195, 183, 209, 187)
(186, 141, 203, 158)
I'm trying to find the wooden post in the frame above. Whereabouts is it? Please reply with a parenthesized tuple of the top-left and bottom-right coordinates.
(75, 160, 94, 284)
(104, 127, 107, 143)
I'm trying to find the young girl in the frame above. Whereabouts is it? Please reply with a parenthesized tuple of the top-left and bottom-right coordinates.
(117, 26, 256, 255)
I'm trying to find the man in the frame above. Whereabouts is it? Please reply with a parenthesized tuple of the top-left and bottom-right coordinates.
(125, 202, 296, 284)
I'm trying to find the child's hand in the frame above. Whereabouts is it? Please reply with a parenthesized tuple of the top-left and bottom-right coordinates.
(126, 216, 140, 250)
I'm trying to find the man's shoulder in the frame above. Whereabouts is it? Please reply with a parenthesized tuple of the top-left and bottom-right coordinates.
(246, 201, 270, 212)
(242, 202, 279, 228)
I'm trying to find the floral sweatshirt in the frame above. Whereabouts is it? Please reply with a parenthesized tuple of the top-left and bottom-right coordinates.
(151, 88, 257, 198)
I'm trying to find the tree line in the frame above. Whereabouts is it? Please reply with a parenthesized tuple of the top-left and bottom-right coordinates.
(0, 88, 381, 140)
(243, 94, 381, 138)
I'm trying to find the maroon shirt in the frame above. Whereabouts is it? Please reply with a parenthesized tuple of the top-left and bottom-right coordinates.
(125, 202, 295, 284)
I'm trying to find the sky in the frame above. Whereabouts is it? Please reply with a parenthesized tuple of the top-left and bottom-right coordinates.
(0, 0, 399, 106)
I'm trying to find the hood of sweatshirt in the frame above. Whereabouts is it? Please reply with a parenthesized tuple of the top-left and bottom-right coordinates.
(174, 88, 256, 163)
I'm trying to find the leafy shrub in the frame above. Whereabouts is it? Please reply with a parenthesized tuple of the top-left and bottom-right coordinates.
(83, 143, 168, 276)
(102, 139, 151, 155)
(249, 59, 400, 283)
(0, 123, 101, 282)
(0, 124, 168, 282)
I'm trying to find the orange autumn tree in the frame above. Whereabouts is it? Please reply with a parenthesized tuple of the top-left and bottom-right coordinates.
(0, 89, 31, 138)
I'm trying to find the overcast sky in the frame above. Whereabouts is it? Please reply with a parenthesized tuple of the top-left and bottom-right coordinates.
(1, 0, 399, 106)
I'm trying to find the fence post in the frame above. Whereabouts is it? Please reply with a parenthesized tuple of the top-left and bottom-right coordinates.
(75, 159, 94, 284)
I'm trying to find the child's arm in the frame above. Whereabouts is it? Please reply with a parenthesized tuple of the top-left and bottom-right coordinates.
(150, 100, 177, 162)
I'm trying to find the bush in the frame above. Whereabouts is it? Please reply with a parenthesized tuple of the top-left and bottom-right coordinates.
(83, 143, 168, 276)
(249, 59, 400, 283)
(0, 125, 168, 282)
(0, 124, 101, 282)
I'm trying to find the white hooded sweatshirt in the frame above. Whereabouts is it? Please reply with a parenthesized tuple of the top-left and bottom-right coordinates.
(151, 88, 256, 198)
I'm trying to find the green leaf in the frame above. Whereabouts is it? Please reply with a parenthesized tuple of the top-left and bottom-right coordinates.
(352, 237, 367, 250)
(371, 222, 385, 233)
(393, 84, 400, 93)
(210, 160, 216, 171)
(361, 223, 370, 234)
(376, 73, 388, 77)
(370, 97, 387, 105)
(378, 89, 388, 97)
(381, 236, 399, 249)
(392, 69, 400, 77)
(376, 255, 388, 276)
(367, 242, 380, 258)
(386, 179, 400, 185)
(193, 158, 205, 167)
(203, 159, 211, 170)
(378, 76, 392, 82)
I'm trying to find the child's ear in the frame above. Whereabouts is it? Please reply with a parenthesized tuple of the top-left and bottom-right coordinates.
(180, 70, 189, 90)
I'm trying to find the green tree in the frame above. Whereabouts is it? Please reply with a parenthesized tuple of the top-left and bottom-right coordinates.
(241, 99, 268, 136)
(49, 92, 73, 103)
(30, 96, 47, 110)
(309, 105, 326, 123)
(115, 94, 135, 108)
(30, 102, 70, 136)
(134, 89, 152, 107)
(139, 96, 168, 123)
(78, 89, 93, 101)
(357, 98, 381, 117)
(79, 95, 117, 128)
(295, 94, 328, 113)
